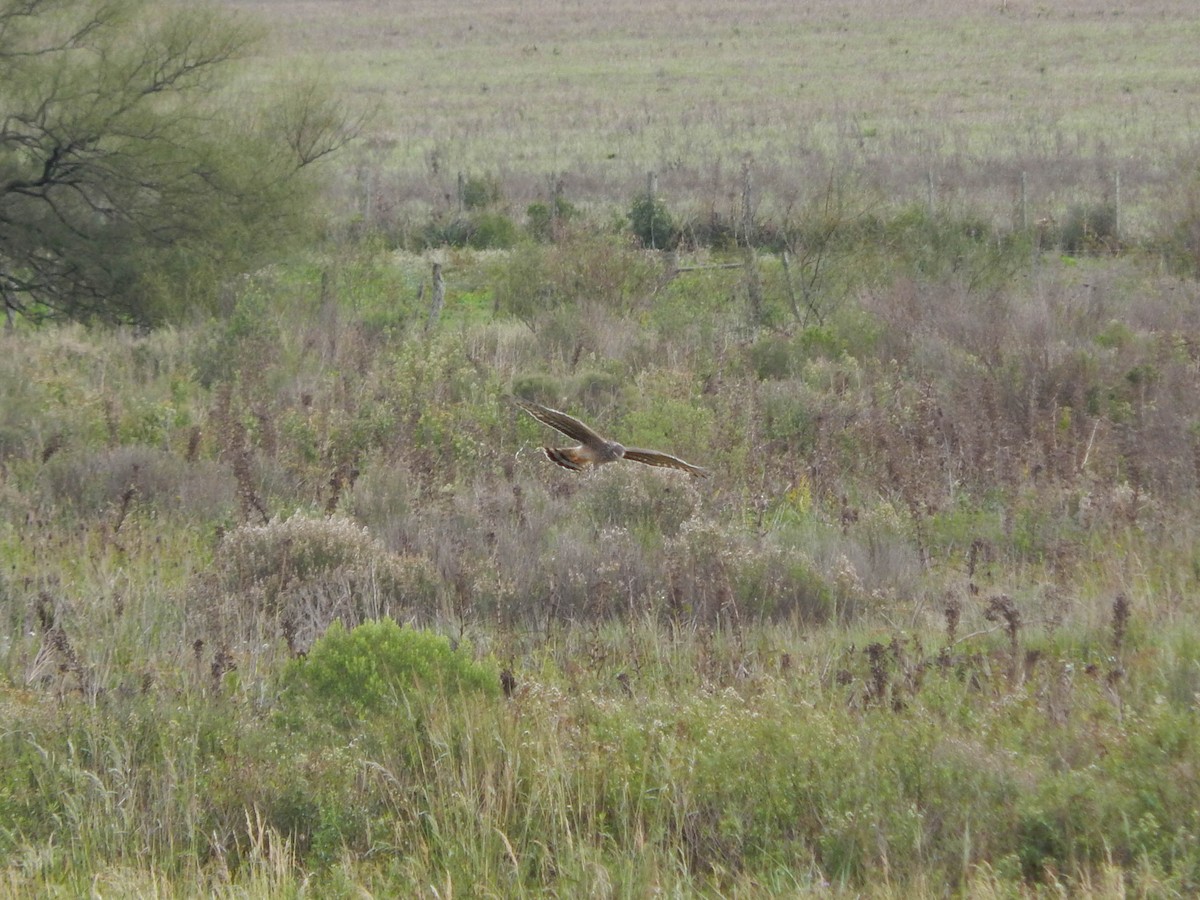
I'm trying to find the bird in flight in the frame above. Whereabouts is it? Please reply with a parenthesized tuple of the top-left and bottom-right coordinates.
(513, 398, 710, 477)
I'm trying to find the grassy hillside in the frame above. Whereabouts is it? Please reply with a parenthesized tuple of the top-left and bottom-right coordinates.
(3, 0, 1200, 895)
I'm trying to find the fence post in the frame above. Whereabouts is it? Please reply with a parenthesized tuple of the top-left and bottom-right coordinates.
(1114, 169, 1122, 243)
(646, 171, 659, 249)
(1020, 170, 1029, 231)
(552, 174, 564, 236)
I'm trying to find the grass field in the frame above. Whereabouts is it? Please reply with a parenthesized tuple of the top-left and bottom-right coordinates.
(230, 0, 1200, 232)
(4, 0, 1200, 895)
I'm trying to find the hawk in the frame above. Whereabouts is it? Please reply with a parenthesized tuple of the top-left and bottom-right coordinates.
(514, 397, 710, 477)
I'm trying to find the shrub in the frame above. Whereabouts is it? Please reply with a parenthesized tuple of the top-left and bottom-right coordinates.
(510, 372, 563, 405)
(467, 210, 520, 249)
(680, 209, 739, 250)
(878, 205, 1014, 283)
(490, 243, 560, 324)
(622, 398, 713, 464)
(573, 368, 625, 407)
(189, 513, 440, 652)
(1060, 203, 1120, 255)
(535, 521, 659, 621)
(581, 466, 701, 539)
(420, 215, 474, 247)
(1157, 171, 1200, 277)
(748, 334, 797, 380)
(660, 520, 836, 625)
(277, 618, 498, 729)
(461, 173, 503, 210)
(526, 197, 578, 241)
(758, 381, 819, 449)
(491, 231, 659, 325)
(628, 194, 678, 250)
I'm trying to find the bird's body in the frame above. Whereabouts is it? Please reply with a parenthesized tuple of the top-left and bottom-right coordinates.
(513, 398, 709, 478)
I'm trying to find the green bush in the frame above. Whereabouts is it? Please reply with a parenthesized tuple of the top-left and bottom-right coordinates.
(1060, 203, 1120, 255)
(526, 197, 578, 241)
(468, 210, 520, 249)
(510, 372, 562, 405)
(573, 368, 624, 407)
(628, 194, 678, 249)
(277, 618, 499, 730)
(748, 334, 796, 380)
(492, 231, 659, 324)
(461, 173, 503, 210)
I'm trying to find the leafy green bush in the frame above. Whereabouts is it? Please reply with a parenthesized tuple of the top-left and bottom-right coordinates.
(526, 196, 578, 241)
(510, 371, 563, 405)
(461, 173, 503, 210)
(628, 194, 678, 249)
(573, 368, 625, 407)
(277, 619, 499, 729)
(467, 210, 520, 249)
(1060, 203, 1120, 255)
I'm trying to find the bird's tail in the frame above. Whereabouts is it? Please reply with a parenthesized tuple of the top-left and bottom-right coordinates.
(543, 447, 589, 471)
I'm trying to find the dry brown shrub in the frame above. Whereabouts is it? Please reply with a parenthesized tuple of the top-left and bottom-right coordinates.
(188, 513, 439, 654)
(666, 521, 835, 626)
(539, 523, 659, 623)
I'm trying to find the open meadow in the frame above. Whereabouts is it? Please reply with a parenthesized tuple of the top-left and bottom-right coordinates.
(3, 0, 1200, 895)
(230, 0, 1200, 236)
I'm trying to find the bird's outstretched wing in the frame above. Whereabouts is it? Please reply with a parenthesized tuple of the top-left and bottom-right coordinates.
(622, 447, 710, 478)
(513, 398, 607, 448)
(513, 396, 711, 478)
